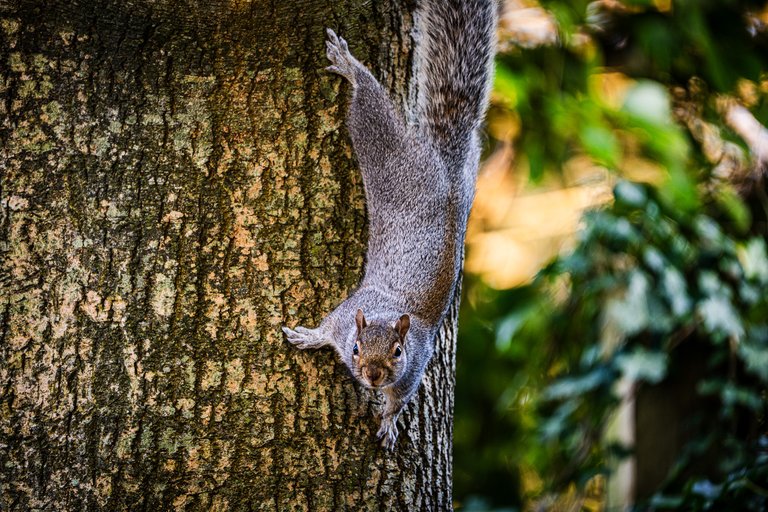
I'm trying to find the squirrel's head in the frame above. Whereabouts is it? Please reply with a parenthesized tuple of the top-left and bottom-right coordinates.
(351, 308, 410, 388)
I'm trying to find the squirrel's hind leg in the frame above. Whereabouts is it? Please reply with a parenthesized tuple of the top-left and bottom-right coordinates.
(324, 29, 413, 203)
(325, 29, 361, 84)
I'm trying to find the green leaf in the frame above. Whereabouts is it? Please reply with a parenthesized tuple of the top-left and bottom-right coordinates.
(540, 401, 578, 440)
(694, 215, 726, 247)
(739, 283, 761, 305)
(715, 187, 751, 234)
(699, 379, 765, 411)
(739, 338, 768, 382)
(662, 168, 700, 213)
(615, 181, 647, 208)
(622, 80, 672, 125)
(662, 267, 692, 318)
(544, 369, 609, 400)
(650, 494, 684, 508)
(738, 238, 768, 285)
(495, 305, 536, 352)
(580, 122, 620, 167)
(721, 383, 764, 411)
(643, 246, 666, 273)
(698, 296, 744, 341)
(493, 62, 519, 108)
(691, 480, 722, 500)
(698, 271, 727, 297)
(527, 141, 545, 182)
(616, 348, 668, 384)
(604, 271, 650, 337)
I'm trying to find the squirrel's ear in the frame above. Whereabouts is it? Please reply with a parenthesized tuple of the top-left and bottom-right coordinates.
(394, 314, 410, 341)
(355, 308, 367, 335)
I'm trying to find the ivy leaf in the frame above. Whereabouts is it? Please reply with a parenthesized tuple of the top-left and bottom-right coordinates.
(496, 305, 536, 352)
(691, 480, 722, 500)
(540, 401, 578, 440)
(544, 369, 610, 400)
(604, 271, 650, 337)
(493, 62, 519, 109)
(698, 271, 728, 298)
(695, 215, 726, 247)
(615, 181, 647, 208)
(739, 283, 761, 305)
(643, 246, 666, 273)
(580, 123, 620, 167)
(721, 384, 764, 411)
(738, 238, 768, 284)
(715, 187, 751, 233)
(650, 494, 684, 508)
(622, 80, 672, 125)
(662, 267, 692, 318)
(616, 348, 668, 384)
(739, 338, 768, 382)
(698, 296, 744, 341)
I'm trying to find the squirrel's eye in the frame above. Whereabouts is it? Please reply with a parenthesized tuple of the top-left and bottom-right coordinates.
(394, 346, 402, 358)
(353, 343, 359, 356)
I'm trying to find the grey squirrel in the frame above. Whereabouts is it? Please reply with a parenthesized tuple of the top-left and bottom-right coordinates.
(283, 0, 497, 449)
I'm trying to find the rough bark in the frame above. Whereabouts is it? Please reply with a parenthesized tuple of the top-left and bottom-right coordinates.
(0, 1, 456, 509)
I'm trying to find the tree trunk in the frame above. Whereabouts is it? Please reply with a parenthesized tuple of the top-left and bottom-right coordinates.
(0, 1, 456, 509)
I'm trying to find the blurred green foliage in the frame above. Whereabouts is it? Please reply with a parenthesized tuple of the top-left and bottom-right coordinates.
(454, 0, 768, 510)
(535, 182, 768, 509)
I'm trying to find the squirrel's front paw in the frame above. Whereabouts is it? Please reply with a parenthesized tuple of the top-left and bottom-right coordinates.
(325, 29, 359, 82)
(376, 416, 399, 450)
(282, 326, 327, 350)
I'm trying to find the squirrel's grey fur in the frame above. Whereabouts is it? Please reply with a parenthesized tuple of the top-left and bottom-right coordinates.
(283, 0, 497, 449)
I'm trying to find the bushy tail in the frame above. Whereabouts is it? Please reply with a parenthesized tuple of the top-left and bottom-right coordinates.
(416, 0, 497, 162)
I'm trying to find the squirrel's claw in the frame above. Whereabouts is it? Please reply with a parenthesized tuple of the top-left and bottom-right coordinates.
(377, 417, 399, 450)
(326, 27, 339, 44)
(325, 29, 349, 53)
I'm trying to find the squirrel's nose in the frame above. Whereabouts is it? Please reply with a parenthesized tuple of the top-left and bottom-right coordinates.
(365, 367, 384, 386)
